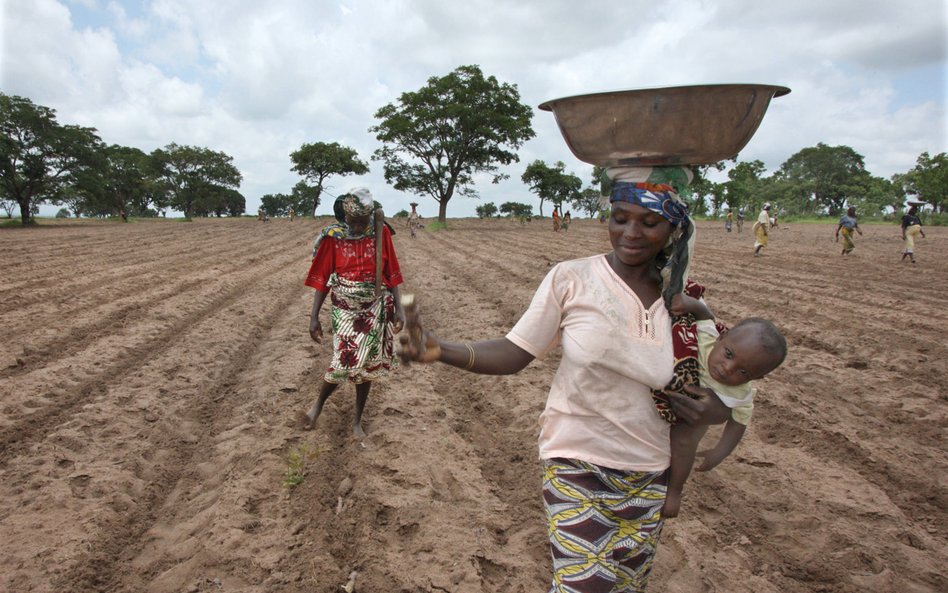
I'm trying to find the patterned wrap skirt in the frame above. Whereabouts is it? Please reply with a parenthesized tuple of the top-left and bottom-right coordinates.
(325, 275, 396, 384)
(903, 224, 922, 253)
(543, 458, 666, 593)
(840, 227, 855, 254)
(753, 222, 769, 248)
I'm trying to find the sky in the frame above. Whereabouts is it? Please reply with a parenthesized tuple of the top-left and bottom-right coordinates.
(1, 0, 946, 218)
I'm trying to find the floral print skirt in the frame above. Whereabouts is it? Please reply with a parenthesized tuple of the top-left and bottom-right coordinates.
(325, 275, 396, 384)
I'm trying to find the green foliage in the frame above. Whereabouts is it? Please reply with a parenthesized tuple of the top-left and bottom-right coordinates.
(898, 152, 948, 213)
(54, 207, 70, 218)
(521, 160, 582, 217)
(426, 220, 448, 231)
(283, 444, 323, 489)
(777, 143, 869, 215)
(260, 192, 293, 217)
(0, 93, 102, 224)
(371, 64, 535, 223)
(923, 211, 948, 226)
(150, 143, 242, 219)
(499, 201, 533, 218)
(393, 209, 409, 218)
(475, 202, 498, 218)
(289, 142, 368, 216)
(571, 188, 602, 217)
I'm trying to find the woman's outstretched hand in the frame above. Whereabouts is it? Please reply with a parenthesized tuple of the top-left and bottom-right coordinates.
(398, 331, 442, 364)
(667, 385, 730, 425)
(398, 294, 440, 364)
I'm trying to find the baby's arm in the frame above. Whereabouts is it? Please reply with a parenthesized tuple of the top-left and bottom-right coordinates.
(695, 418, 746, 471)
(670, 293, 715, 321)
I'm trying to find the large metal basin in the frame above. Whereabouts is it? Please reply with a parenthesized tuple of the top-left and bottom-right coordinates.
(538, 84, 790, 166)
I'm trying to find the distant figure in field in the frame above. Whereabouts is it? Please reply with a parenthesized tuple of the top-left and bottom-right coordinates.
(753, 203, 771, 256)
(258, 208, 269, 222)
(289, 208, 295, 222)
(300, 188, 405, 437)
(552, 207, 561, 232)
(900, 205, 926, 264)
(736, 207, 745, 233)
(724, 210, 733, 233)
(770, 212, 779, 229)
(657, 287, 787, 518)
(835, 206, 863, 255)
(561, 211, 571, 232)
(408, 202, 421, 238)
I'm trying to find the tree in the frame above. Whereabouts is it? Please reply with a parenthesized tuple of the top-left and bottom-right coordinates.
(521, 160, 582, 217)
(151, 143, 242, 218)
(55, 207, 70, 218)
(371, 64, 535, 223)
(499, 201, 533, 218)
(0, 93, 101, 224)
(778, 143, 869, 215)
(290, 142, 368, 216)
(851, 175, 904, 216)
(475, 202, 498, 218)
(78, 144, 156, 222)
(571, 188, 602, 217)
(0, 196, 15, 218)
(723, 160, 766, 214)
(261, 193, 293, 217)
(900, 152, 948, 213)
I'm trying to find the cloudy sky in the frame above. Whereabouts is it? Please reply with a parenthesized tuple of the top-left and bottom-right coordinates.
(2, 0, 946, 217)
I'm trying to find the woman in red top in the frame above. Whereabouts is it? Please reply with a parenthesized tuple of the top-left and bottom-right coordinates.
(301, 189, 405, 436)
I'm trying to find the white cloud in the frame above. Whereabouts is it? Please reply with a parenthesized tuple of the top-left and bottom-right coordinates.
(2, 0, 945, 218)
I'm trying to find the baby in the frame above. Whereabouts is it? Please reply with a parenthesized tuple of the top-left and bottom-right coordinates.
(662, 292, 788, 518)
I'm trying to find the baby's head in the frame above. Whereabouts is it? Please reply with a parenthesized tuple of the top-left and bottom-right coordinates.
(707, 318, 787, 386)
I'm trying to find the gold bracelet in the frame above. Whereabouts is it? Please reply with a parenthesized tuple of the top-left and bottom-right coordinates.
(464, 343, 476, 371)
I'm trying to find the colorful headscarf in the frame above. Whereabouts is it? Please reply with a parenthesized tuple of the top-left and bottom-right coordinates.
(312, 189, 379, 257)
(341, 187, 375, 217)
(604, 165, 696, 310)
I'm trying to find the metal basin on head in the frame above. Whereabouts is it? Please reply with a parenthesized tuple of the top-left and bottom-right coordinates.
(538, 84, 791, 167)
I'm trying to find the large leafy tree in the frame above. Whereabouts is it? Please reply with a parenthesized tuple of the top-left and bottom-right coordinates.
(499, 201, 533, 218)
(260, 192, 293, 217)
(475, 202, 498, 218)
(724, 160, 766, 213)
(778, 143, 869, 215)
(899, 152, 948, 213)
(81, 144, 157, 221)
(0, 93, 101, 224)
(521, 160, 582, 217)
(371, 64, 535, 223)
(151, 143, 242, 219)
(571, 188, 602, 217)
(289, 180, 320, 216)
(290, 142, 368, 216)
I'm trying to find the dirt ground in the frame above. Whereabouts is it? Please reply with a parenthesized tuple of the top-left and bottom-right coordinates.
(0, 214, 945, 593)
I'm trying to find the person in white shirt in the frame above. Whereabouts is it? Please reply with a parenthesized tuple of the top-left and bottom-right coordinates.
(399, 166, 731, 593)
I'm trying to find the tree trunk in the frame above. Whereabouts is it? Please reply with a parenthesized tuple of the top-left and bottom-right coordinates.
(438, 200, 448, 224)
(18, 197, 32, 225)
(312, 188, 322, 218)
(539, 198, 545, 217)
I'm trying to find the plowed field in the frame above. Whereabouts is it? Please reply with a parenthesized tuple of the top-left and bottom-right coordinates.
(1, 216, 944, 593)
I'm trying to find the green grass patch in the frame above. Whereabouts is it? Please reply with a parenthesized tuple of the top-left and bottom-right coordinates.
(425, 220, 448, 231)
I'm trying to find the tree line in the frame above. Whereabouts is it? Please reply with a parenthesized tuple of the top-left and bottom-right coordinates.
(4, 65, 945, 226)
(0, 93, 246, 224)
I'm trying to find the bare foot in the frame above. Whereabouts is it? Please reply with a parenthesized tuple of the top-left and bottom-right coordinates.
(297, 411, 315, 431)
(662, 494, 681, 519)
(352, 423, 366, 438)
